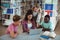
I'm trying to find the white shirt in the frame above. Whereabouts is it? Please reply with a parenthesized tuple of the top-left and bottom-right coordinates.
(27, 23, 32, 29)
(36, 13, 41, 23)
(33, 12, 37, 16)
(33, 12, 41, 24)
(33, 8, 42, 24)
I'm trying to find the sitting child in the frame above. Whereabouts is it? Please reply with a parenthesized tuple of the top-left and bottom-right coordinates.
(22, 10, 36, 33)
(40, 15, 53, 31)
(6, 15, 22, 38)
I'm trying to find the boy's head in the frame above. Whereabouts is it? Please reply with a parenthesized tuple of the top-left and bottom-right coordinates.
(13, 15, 21, 26)
(44, 15, 50, 23)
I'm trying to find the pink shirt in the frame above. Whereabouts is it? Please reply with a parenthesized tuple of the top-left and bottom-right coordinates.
(6, 23, 18, 34)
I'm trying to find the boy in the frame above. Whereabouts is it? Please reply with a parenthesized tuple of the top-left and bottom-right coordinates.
(40, 15, 53, 31)
(6, 15, 22, 38)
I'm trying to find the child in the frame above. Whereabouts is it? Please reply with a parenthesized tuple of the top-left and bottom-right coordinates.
(40, 15, 53, 31)
(22, 10, 36, 33)
(32, 6, 42, 27)
(6, 15, 22, 38)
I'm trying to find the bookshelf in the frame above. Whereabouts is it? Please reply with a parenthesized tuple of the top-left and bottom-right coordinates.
(1, 0, 43, 26)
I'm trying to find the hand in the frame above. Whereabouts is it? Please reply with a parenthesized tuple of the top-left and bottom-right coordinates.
(37, 23, 39, 27)
(26, 29, 30, 33)
(10, 31, 17, 38)
(14, 33, 17, 38)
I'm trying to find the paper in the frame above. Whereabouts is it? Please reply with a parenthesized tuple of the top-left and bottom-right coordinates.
(42, 31, 56, 38)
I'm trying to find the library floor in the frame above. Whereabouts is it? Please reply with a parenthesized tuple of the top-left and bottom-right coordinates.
(0, 20, 60, 36)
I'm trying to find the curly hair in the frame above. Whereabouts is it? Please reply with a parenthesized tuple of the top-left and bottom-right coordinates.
(45, 15, 50, 20)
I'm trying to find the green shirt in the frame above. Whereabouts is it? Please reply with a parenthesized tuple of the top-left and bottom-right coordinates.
(40, 21, 52, 30)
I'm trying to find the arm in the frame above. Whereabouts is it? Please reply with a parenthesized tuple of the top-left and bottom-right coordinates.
(37, 21, 43, 28)
(10, 31, 17, 38)
(9, 25, 18, 38)
(36, 8, 42, 24)
(22, 21, 29, 32)
(23, 25, 29, 32)
(17, 24, 23, 34)
(36, 13, 41, 24)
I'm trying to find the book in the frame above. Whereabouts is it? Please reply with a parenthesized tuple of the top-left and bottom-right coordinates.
(40, 35, 50, 39)
(42, 31, 56, 38)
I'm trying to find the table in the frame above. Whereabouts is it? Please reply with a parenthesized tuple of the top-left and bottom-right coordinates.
(0, 32, 60, 40)
(0, 33, 40, 40)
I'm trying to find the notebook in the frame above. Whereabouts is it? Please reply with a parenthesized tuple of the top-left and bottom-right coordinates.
(40, 35, 50, 40)
(42, 31, 56, 38)
(40, 35, 50, 39)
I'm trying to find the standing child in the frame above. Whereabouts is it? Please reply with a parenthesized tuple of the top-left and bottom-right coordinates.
(6, 15, 22, 38)
(32, 6, 42, 27)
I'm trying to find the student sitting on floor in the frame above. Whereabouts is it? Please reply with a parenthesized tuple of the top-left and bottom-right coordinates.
(6, 15, 22, 38)
(22, 10, 36, 33)
(39, 15, 53, 31)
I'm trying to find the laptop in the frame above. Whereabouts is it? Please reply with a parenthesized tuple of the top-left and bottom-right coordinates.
(29, 28, 42, 35)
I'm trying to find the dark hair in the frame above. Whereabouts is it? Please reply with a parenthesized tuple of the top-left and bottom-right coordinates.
(24, 9, 33, 21)
(13, 15, 21, 22)
(45, 15, 50, 19)
(27, 9, 33, 14)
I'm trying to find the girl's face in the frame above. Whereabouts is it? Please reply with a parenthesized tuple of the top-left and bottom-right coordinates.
(27, 14, 33, 20)
(44, 17, 49, 23)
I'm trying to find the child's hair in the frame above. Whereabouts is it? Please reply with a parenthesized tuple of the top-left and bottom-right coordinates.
(45, 15, 50, 19)
(27, 9, 33, 14)
(13, 15, 21, 22)
(24, 9, 33, 21)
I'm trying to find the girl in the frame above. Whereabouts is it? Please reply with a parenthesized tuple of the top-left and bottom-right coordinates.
(22, 10, 36, 33)
(6, 15, 22, 38)
(32, 6, 42, 27)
